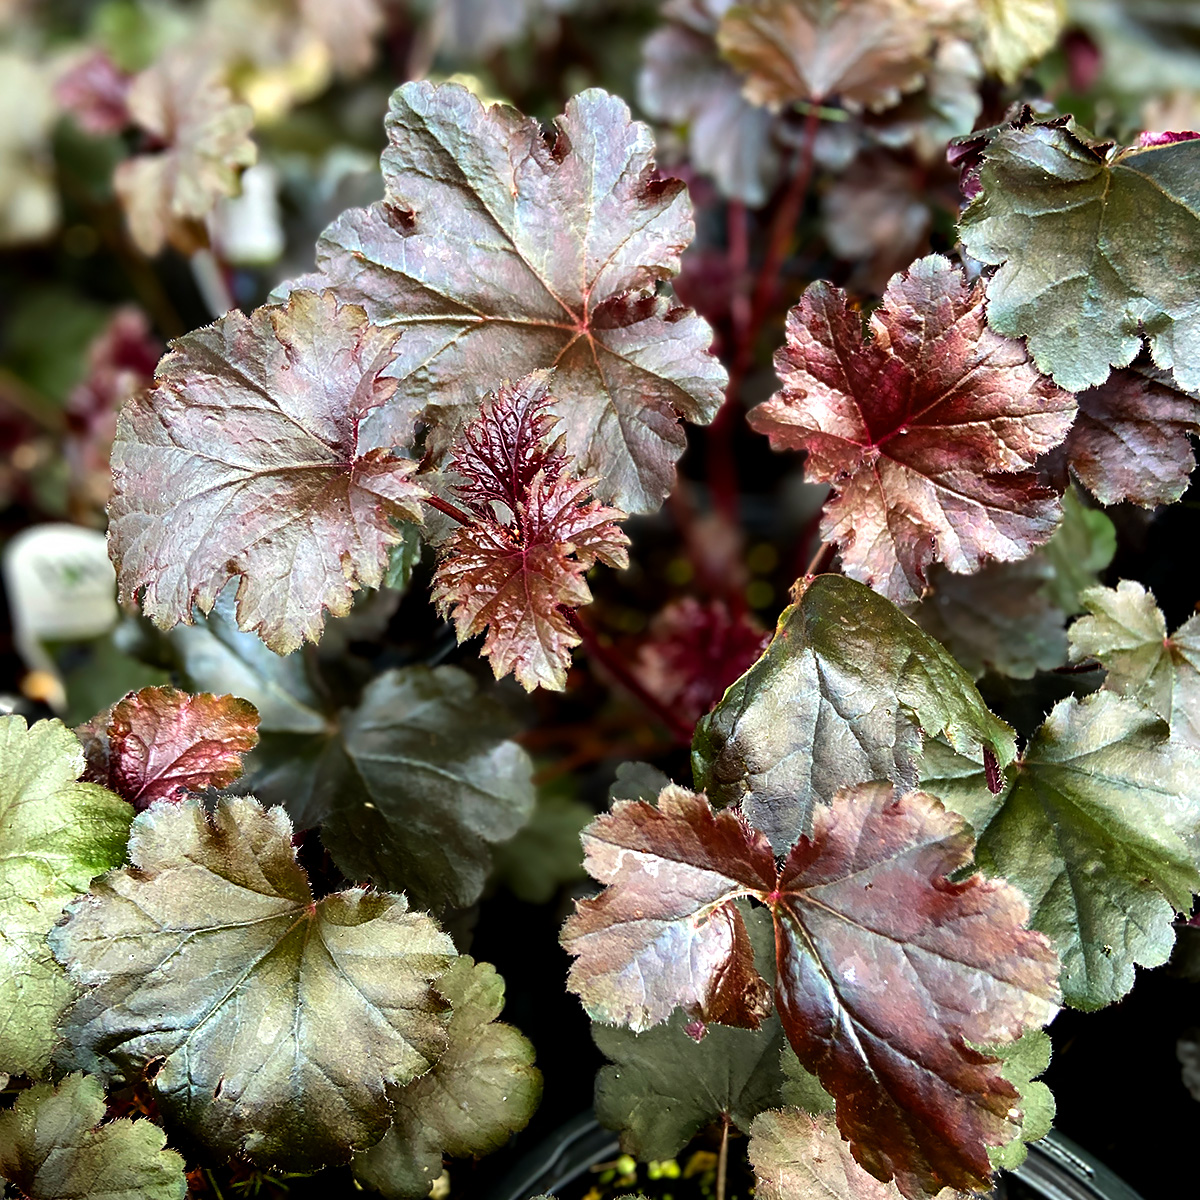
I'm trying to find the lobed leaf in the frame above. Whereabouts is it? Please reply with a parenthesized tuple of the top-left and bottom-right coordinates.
(431, 372, 629, 692)
(286, 80, 727, 514)
(0, 716, 132, 1079)
(77, 686, 259, 811)
(50, 796, 456, 1171)
(109, 289, 426, 655)
(1069, 580, 1200, 746)
(983, 1029, 1054, 1170)
(1038, 485, 1116, 615)
(959, 113, 1200, 392)
(693, 573, 1017, 852)
(0, 1072, 186, 1200)
(920, 691, 1200, 1008)
(351, 957, 541, 1199)
(748, 255, 1075, 604)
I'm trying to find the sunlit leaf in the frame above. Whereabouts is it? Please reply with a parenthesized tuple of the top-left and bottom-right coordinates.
(109, 289, 426, 655)
(287, 81, 727, 514)
(748, 255, 1075, 604)
(974, 0, 1065, 85)
(0, 716, 132, 1079)
(0, 1073, 186, 1200)
(984, 1029, 1054, 1170)
(50, 796, 456, 1170)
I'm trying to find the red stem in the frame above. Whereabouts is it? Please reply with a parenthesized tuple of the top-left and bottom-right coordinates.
(565, 609, 694, 744)
(424, 493, 475, 526)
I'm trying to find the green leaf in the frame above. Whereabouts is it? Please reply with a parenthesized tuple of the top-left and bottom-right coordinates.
(384, 521, 424, 592)
(490, 786, 591, 905)
(983, 1030, 1055, 1170)
(351, 957, 541, 1199)
(609, 761, 673, 805)
(318, 666, 536, 912)
(0, 716, 132, 1078)
(591, 907, 790, 1159)
(959, 113, 1200, 392)
(49, 796, 457, 1171)
(920, 690, 1200, 1008)
(1039, 486, 1116, 615)
(975, 0, 1065, 85)
(0, 1072, 186, 1200)
(1069, 580, 1200, 745)
(692, 574, 1016, 852)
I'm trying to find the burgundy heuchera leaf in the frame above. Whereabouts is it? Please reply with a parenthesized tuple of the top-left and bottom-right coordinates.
(54, 50, 132, 135)
(432, 371, 629, 693)
(748, 255, 1076, 604)
(563, 781, 1059, 1198)
(78, 686, 259, 811)
(108, 289, 427, 654)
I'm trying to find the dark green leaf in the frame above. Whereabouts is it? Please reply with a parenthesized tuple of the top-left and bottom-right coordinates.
(490, 787, 591, 905)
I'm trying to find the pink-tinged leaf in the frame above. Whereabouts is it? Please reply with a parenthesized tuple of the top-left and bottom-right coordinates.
(1138, 130, 1200, 147)
(113, 48, 255, 256)
(748, 255, 1076, 604)
(54, 50, 132, 135)
(1064, 367, 1200, 507)
(78, 687, 259, 811)
(635, 597, 770, 727)
(109, 289, 427, 654)
(562, 785, 776, 1032)
(287, 81, 727, 515)
(771, 783, 1059, 1197)
(431, 372, 629, 692)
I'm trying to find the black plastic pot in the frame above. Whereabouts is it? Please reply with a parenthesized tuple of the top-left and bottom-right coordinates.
(487, 1114, 1144, 1200)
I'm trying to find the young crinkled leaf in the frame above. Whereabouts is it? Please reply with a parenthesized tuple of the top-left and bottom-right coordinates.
(919, 690, 1200, 1009)
(0, 717, 132, 1079)
(983, 1030, 1054, 1170)
(49, 796, 456, 1171)
(716, 0, 948, 113)
(959, 113, 1200, 392)
(747, 256, 1075, 605)
(351, 957, 541, 1199)
(1063, 366, 1200, 507)
(77, 686, 259, 811)
(286, 81, 727, 514)
(114, 47, 256, 256)
(0, 1072, 186, 1200)
(1069, 581, 1200, 746)
(639, 0, 783, 206)
(432, 372, 629, 692)
(692, 573, 1017, 852)
(563, 781, 1059, 1198)
(109, 289, 427, 655)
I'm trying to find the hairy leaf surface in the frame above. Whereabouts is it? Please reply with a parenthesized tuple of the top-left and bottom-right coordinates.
(959, 114, 1200, 392)
(289, 81, 727, 513)
(352, 957, 541, 1200)
(920, 691, 1200, 1008)
(77, 686, 259, 811)
(692, 573, 1016, 851)
(748, 256, 1075, 603)
(984, 1030, 1054, 1170)
(1069, 581, 1200, 745)
(50, 796, 456, 1170)
(564, 782, 1058, 1198)
(0, 1073, 186, 1200)
(431, 373, 629, 691)
(110, 289, 426, 654)
(0, 717, 131, 1078)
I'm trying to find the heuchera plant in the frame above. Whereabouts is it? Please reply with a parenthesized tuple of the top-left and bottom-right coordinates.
(4, 3, 1200, 1200)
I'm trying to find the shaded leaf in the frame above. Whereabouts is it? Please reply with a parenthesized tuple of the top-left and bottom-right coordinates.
(779, 1045, 834, 1115)
(920, 690, 1200, 1008)
(1064, 366, 1200, 507)
(287, 81, 727, 514)
(431, 373, 629, 692)
(692, 572, 1017, 852)
(564, 782, 1059, 1198)
(0, 717, 132, 1079)
(974, 0, 1065, 85)
(0, 1072, 186, 1200)
(639, 1, 783, 206)
(1039, 485, 1115, 615)
(109, 289, 426, 655)
(609, 761, 674, 804)
(77, 686, 259, 811)
(748, 255, 1075, 604)
(491, 787, 591, 904)
(352, 957, 541, 1200)
(50, 796, 456, 1170)
(959, 113, 1200, 392)
(384, 521, 424, 591)
(716, 0, 944, 112)
(114, 48, 256, 255)
(319, 666, 536, 911)
(1069, 580, 1200, 745)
